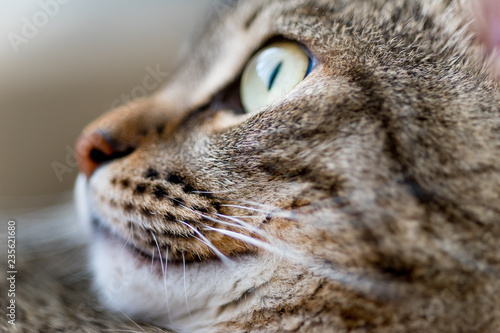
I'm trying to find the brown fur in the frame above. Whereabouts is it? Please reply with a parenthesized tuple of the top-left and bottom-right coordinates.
(3, 0, 500, 331)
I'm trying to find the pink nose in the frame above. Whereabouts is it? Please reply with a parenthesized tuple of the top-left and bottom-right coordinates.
(76, 131, 122, 179)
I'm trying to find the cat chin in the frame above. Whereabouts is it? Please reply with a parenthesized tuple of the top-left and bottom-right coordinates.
(75, 172, 277, 332)
(89, 237, 278, 332)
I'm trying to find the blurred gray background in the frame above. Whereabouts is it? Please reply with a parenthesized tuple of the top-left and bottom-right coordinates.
(0, 0, 213, 209)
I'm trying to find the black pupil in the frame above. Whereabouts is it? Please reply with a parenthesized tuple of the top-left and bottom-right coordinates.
(265, 53, 313, 92)
(267, 62, 283, 91)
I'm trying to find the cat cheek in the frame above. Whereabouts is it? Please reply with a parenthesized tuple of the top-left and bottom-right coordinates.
(207, 111, 252, 132)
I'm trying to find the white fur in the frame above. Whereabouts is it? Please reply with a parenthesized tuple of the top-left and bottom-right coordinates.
(75, 171, 279, 333)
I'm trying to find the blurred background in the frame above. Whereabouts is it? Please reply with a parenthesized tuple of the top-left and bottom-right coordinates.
(0, 0, 214, 211)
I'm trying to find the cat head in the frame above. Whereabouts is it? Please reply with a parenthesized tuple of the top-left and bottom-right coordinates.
(75, 0, 500, 331)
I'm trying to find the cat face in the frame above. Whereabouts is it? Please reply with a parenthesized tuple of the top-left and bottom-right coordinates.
(75, 0, 500, 331)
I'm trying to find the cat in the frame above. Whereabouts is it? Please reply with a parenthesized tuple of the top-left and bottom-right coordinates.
(3, 0, 500, 332)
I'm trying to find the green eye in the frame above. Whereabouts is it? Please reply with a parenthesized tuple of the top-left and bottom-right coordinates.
(240, 41, 313, 114)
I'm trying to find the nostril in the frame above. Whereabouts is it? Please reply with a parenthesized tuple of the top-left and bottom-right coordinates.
(89, 148, 112, 164)
(91, 146, 136, 163)
(76, 131, 135, 179)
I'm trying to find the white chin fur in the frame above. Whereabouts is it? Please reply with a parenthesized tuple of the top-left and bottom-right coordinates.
(76, 172, 276, 332)
(90, 237, 276, 332)
(74, 173, 93, 239)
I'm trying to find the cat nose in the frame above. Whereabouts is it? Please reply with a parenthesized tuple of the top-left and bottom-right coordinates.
(76, 131, 134, 178)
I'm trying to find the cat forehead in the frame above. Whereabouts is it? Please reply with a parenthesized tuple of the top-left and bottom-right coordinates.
(207, 0, 454, 50)
(156, 0, 465, 105)
(155, 0, 344, 106)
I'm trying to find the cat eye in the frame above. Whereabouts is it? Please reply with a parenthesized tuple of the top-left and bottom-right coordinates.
(240, 41, 313, 114)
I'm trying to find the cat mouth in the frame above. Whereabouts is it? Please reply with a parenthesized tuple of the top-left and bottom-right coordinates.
(91, 217, 155, 261)
(90, 216, 201, 266)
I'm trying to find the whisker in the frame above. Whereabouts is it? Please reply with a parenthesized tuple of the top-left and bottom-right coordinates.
(120, 224, 133, 255)
(218, 204, 270, 213)
(188, 209, 276, 245)
(165, 199, 245, 231)
(210, 219, 258, 233)
(130, 222, 139, 248)
(119, 311, 147, 333)
(102, 329, 147, 333)
(191, 189, 239, 195)
(150, 231, 164, 269)
(224, 215, 261, 218)
(150, 248, 156, 275)
(150, 231, 172, 321)
(178, 203, 262, 234)
(219, 198, 279, 210)
(178, 220, 232, 266)
(180, 202, 263, 232)
(182, 253, 192, 318)
(202, 225, 285, 256)
(164, 246, 172, 320)
(180, 203, 279, 249)
(212, 213, 264, 233)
